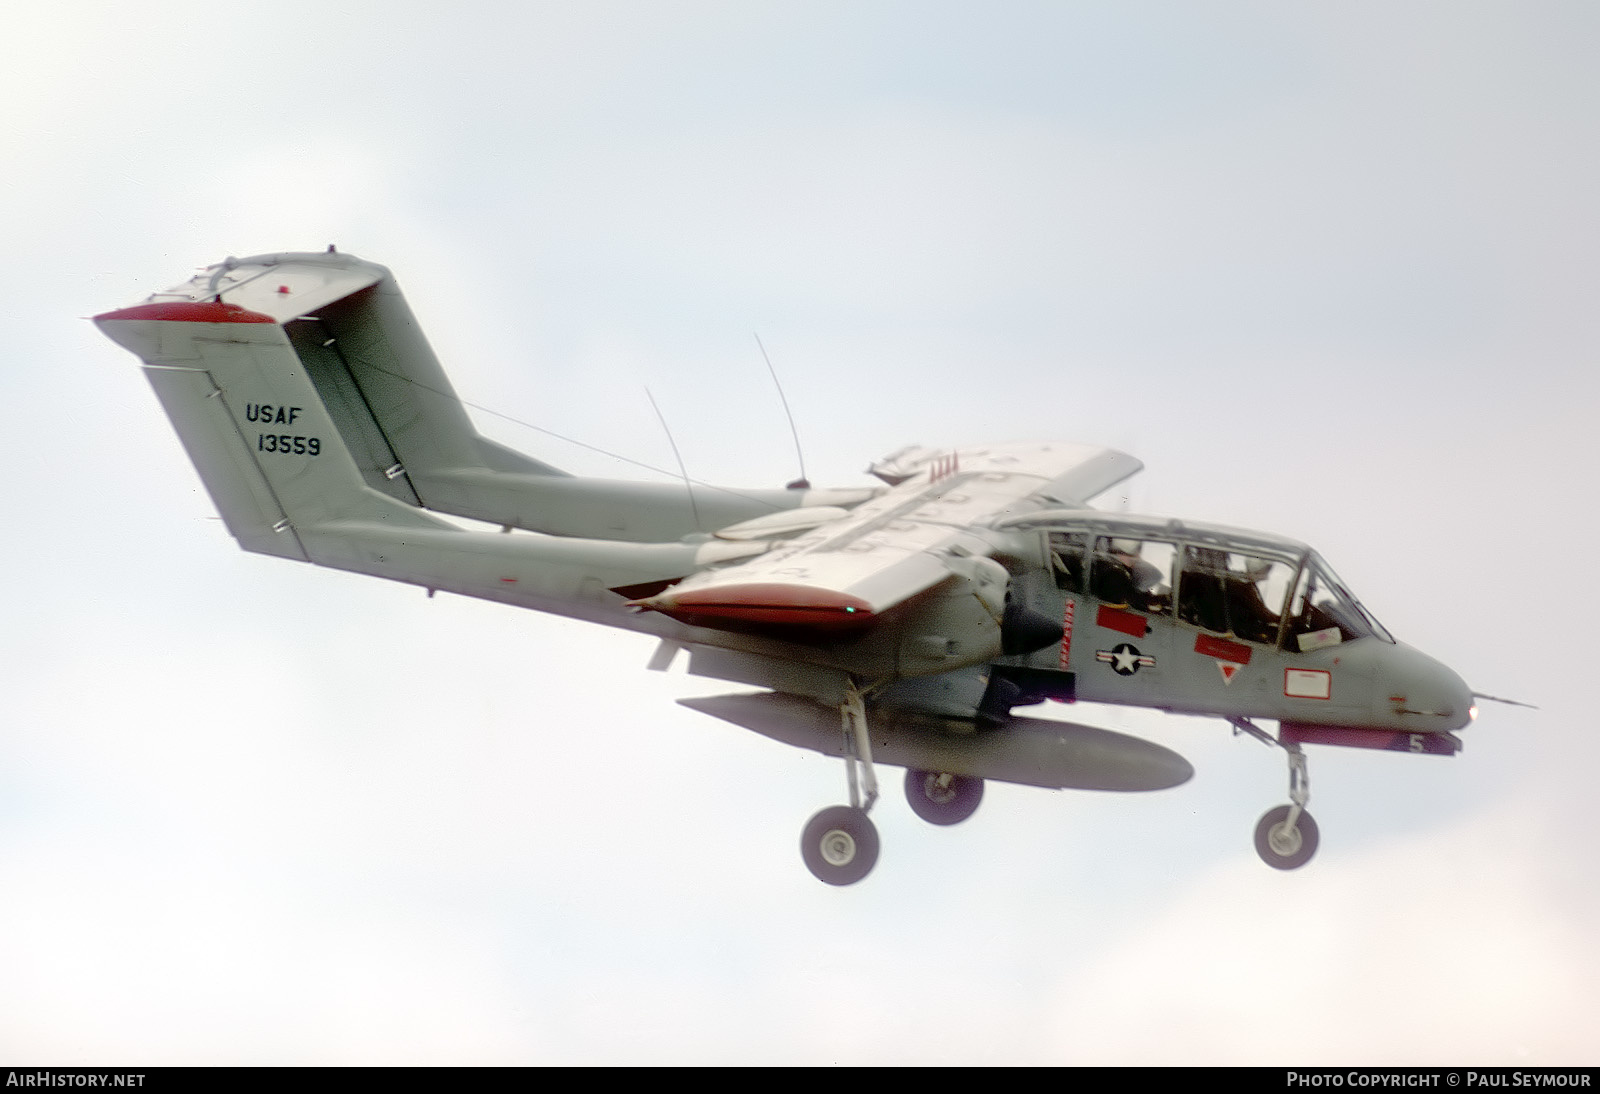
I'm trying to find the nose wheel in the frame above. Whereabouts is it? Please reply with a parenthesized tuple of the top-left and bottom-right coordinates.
(1254, 804, 1320, 870)
(1231, 717, 1321, 870)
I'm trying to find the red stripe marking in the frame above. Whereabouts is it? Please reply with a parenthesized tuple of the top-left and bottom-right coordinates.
(1194, 634, 1252, 664)
(1279, 723, 1459, 755)
(94, 300, 277, 324)
(645, 583, 876, 634)
(1280, 722, 1465, 754)
(1096, 605, 1147, 638)
(1281, 724, 1403, 750)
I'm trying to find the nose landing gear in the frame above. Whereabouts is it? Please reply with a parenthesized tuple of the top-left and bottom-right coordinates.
(1254, 804, 1320, 870)
(1231, 717, 1320, 870)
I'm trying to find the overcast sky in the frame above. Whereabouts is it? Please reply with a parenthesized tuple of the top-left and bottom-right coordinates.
(1, 1, 1591, 1064)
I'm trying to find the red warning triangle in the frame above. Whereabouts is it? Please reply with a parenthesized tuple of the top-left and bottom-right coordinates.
(1217, 661, 1242, 684)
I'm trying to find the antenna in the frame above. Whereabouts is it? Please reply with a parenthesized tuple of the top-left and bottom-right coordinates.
(1471, 691, 1539, 710)
(754, 333, 810, 490)
(309, 322, 784, 511)
(645, 387, 702, 531)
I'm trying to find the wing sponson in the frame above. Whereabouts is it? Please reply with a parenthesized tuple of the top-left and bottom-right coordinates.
(680, 692, 1194, 792)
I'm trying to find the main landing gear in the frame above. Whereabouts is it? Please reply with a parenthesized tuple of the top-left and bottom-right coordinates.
(801, 681, 882, 886)
(799, 682, 991, 884)
(801, 805, 880, 886)
(1230, 717, 1321, 870)
(904, 769, 983, 826)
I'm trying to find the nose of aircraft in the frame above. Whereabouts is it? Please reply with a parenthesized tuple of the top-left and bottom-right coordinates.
(1381, 642, 1475, 731)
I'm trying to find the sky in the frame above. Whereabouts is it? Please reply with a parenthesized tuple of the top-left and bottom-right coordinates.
(1, 0, 1592, 1065)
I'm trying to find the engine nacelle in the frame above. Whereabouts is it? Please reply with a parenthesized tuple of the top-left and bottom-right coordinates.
(894, 556, 1061, 676)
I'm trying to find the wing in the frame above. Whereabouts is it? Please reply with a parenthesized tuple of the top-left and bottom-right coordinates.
(637, 442, 1140, 636)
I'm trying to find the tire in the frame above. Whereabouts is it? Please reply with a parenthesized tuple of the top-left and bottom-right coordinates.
(1254, 804, 1320, 870)
(801, 805, 880, 886)
(904, 769, 984, 826)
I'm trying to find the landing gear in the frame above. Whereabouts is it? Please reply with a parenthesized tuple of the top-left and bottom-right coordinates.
(801, 805, 880, 886)
(1254, 804, 1320, 870)
(905, 769, 984, 825)
(1230, 717, 1320, 870)
(800, 680, 883, 886)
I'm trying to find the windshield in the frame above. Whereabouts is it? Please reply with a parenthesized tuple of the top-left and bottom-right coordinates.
(1177, 545, 1297, 645)
(1283, 554, 1394, 650)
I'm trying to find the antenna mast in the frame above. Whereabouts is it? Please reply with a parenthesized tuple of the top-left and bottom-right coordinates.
(755, 333, 810, 490)
(645, 387, 702, 531)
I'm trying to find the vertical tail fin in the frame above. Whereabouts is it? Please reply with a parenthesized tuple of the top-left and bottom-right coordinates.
(95, 294, 452, 555)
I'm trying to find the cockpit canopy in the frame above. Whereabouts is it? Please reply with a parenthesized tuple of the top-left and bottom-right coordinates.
(1001, 512, 1393, 652)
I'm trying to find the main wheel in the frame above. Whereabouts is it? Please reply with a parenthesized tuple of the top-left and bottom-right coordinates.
(1254, 804, 1320, 870)
(801, 806, 880, 886)
(904, 769, 984, 826)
